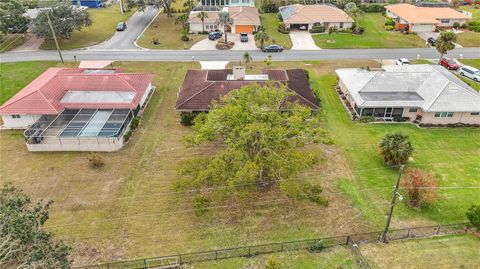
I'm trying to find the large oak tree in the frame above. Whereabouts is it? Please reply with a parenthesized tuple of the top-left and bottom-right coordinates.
(178, 84, 329, 209)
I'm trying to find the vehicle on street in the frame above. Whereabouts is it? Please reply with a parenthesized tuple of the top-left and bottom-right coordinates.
(427, 37, 436, 46)
(395, 58, 410, 65)
(208, 31, 222, 41)
(262, 44, 283, 52)
(116, 22, 127, 31)
(439, 57, 459, 70)
(240, 33, 248, 42)
(459, 66, 480, 82)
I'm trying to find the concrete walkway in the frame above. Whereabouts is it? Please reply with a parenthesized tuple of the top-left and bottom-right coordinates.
(190, 38, 217, 50)
(199, 61, 229, 69)
(289, 31, 320, 50)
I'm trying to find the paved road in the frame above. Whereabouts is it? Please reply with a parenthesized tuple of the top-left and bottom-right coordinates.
(1, 47, 479, 63)
(88, 8, 159, 50)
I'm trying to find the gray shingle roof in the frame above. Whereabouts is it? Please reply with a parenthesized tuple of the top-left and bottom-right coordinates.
(336, 65, 480, 112)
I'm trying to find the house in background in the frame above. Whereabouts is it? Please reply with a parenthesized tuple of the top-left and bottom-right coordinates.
(189, 6, 260, 34)
(71, 0, 102, 8)
(0, 68, 154, 151)
(176, 66, 319, 111)
(336, 64, 480, 125)
(199, 0, 255, 7)
(385, 3, 470, 32)
(279, 4, 354, 31)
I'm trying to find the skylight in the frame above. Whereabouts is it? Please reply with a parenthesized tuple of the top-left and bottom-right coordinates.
(60, 91, 136, 103)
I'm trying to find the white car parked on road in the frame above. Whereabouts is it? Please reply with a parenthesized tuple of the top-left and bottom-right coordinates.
(395, 58, 410, 65)
(459, 66, 480, 82)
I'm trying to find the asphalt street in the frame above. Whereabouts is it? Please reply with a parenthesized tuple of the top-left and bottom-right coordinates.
(1, 47, 479, 63)
(88, 8, 159, 50)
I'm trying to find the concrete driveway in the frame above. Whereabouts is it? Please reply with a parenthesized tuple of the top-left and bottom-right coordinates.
(290, 31, 320, 50)
(417, 31, 463, 48)
(190, 33, 257, 51)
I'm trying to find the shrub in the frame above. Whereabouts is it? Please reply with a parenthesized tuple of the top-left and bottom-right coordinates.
(453, 22, 460, 29)
(151, 35, 160, 45)
(180, 112, 199, 126)
(307, 240, 326, 253)
(309, 25, 325, 33)
(358, 116, 374, 123)
(265, 256, 282, 269)
(466, 204, 480, 231)
(87, 152, 104, 168)
(192, 195, 210, 216)
(379, 132, 413, 166)
(385, 25, 394, 31)
(130, 117, 140, 130)
(359, 4, 385, 13)
(385, 18, 395, 27)
(468, 21, 480, 32)
(401, 168, 438, 208)
(261, 0, 281, 13)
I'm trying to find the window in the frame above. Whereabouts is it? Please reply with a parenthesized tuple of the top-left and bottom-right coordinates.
(339, 22, 344, 28)
(440, 19, 450, 24)
(408, 107, 417, 113)
(11, 115, 21, 119)
(242, 0, 249, 3)
(434, 112, 454, 118)
(471, 112, 480, 116)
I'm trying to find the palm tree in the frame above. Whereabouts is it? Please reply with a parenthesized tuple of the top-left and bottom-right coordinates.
(254, 30, 270, 49)
(217, 12, 233, 43)
(436, 31, 457, 63)
(243, 51, 252, 65)
(344, 2, 363, 33)
(175, 13, 189, 30)
(379, 132, 413, 166)
(197, 11, 208, 33)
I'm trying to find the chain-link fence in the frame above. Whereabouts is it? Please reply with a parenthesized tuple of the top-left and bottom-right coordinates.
(76, 223, 469, 269)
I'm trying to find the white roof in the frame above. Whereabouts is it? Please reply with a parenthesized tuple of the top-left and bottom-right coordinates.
(61, 91, 136, 104)
(336, 65, 480, 112)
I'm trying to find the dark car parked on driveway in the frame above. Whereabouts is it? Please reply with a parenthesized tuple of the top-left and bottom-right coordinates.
(240, 33, 248, 42)
(262, 44, 283, 52)
(427, 37, 436, 46)
(208, 31, 222, 40)
(440, 57, 459, 70)
(116, 22, 127, 31)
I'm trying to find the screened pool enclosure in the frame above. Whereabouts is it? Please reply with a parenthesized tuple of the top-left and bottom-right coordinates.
(24, 109, 133, 151)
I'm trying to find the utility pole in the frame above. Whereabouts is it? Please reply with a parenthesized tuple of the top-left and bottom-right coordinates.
(46, 12, 64, 63)
(380, 165, 404, 243)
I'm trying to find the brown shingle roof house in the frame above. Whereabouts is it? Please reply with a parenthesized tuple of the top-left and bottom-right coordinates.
(175, 67, 319, 111)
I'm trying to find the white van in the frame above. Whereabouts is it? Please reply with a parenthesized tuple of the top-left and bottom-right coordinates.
(459, 66, 480, 82)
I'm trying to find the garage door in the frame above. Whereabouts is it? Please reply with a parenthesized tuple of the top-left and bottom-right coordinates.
(235, 25, 254, 34)
(412, 24, 434, 32)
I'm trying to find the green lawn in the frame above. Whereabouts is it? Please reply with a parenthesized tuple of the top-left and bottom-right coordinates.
(360, 234, 480, 269)
(0, 34, 26, 52)
(310, 71, 480, 227)
(1, 60, 479, 267)
(458, 5, 480, 47)
(41, 4, 135, 50)
(259, 13, 292, 49)
(0, 61, 77, 104)
(136, 13, 206, 49)
(312, 13, 425, 48)
(192, 248, 358, 269)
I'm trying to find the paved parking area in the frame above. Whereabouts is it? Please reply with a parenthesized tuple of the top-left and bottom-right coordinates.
(190, 33, 257, 51)
(290, 31, 320, 50)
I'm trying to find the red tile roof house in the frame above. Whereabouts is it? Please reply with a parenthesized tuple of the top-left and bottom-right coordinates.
(0, 68, 154, 152)
(175, 66, 319, 112)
